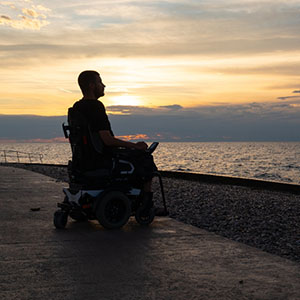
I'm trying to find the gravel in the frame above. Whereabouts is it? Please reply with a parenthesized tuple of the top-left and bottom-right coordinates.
(3, 163, 300, 263)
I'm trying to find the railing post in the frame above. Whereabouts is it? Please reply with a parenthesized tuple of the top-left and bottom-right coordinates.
(16, 151, 20, 163)
(28, 153, 32, 163)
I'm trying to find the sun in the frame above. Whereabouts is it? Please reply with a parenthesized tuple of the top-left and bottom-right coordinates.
(109, 95, 142, 106)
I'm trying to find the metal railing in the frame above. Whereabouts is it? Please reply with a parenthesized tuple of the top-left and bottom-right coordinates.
(0, 149, 43, 163)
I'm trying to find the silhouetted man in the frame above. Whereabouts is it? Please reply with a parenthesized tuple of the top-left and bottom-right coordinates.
(72, 70, 156, 207)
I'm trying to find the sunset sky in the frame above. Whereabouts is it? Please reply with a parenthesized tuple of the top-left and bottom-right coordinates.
(1, 0, 300, 141)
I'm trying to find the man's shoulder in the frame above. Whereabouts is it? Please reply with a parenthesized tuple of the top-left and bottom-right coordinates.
(73, 99, 105, 109)
(96, 100, 105, 109)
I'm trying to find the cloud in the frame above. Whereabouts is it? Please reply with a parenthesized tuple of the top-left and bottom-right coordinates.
(277, 96, 300, 100)
(32, 5, 51, 12)
(115, 134, 150, 141)
(159, 105, 183, 111)
(0, 0, 50, 30)
(102, 101, 300, 141)
(1, 15, 10, 20)
(0, 115, 65, 140)
(1, 0, 300, 118)
(0, 15, 49, 30)
(22, 8, 46, 19)
(59, 88, 73, 94)
(106, 104, 184, 115)
(207, 62, 300, 76)
(106, 105, 154, 115)
(277, 89, 300, 100)
(2, 101, 300, 141)
(0, 2, 16, 9)
(2, 0, 300, 58)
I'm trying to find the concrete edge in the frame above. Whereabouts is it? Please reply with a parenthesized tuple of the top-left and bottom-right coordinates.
(159, 170, 300, 194)
(2, 162, 300, 195)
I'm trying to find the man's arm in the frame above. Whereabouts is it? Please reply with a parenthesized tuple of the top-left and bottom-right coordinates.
(99, 130, 148, 150)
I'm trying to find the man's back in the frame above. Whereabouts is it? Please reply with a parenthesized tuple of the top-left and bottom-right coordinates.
(72, 99, 114, 136)
(68, 106, 112, 172)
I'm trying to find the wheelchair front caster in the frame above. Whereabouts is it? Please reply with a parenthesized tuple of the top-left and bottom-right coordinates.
(95, 191, 131, 229)
(54, 210, 68, 229)
(69, 209, 88, 222)
(135, 207, 155, 226)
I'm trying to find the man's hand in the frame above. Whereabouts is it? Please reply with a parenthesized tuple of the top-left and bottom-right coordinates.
(99, 130, 148, 150)
(134, 141, 148, 150)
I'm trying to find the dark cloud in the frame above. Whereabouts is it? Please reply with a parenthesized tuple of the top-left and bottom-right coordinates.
(278, 90, 300, 100)
(159, 104, 182, 110)
(0, 115, 65, 140)
(2, 102, 300, 142)
(277, 96, 300, 101)
(1, 15, 11, 20)
(108, 102, 300, 141)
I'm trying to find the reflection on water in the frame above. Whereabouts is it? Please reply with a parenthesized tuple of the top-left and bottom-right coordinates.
(1, 142, 300, 184)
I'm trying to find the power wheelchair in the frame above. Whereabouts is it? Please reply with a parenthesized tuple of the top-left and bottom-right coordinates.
(54, 107, 167, 229)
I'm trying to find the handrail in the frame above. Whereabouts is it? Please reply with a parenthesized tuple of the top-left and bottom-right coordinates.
(0, 149, 43, 163)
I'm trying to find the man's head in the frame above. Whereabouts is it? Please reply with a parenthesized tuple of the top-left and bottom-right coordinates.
(78, 70, 105, 99)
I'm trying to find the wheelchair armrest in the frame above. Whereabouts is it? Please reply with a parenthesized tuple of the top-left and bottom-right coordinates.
(111, 147, 144, 158)
(83, 169, 112, 177)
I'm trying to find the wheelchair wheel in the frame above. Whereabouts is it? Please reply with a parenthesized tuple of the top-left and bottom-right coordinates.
(96, 191, 131, 229)
(135, 207, 155, 226)
(54, 210, 68, 229)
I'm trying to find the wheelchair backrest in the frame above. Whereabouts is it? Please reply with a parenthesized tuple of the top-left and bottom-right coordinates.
(64, 107, 106, 171)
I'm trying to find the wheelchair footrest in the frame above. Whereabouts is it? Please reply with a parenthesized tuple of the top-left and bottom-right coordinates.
(57, 202, 72, 210)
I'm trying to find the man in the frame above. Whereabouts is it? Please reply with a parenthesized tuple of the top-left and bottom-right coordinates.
(75, 70, 148, 151)
(72, 70, 156, 208)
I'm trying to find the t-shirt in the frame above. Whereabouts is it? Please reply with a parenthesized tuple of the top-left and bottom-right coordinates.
(72, 99, 114, 136)
(71, 99, 114, 170)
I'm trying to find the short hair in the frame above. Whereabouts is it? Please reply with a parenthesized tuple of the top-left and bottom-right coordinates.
(78, 70, 100, 93)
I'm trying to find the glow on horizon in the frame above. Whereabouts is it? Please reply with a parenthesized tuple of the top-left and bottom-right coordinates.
(109, 95, 142, 107)
(1, 0, 300, 116)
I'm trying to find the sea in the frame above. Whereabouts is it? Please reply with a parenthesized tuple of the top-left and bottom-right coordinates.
(1, 142, 300, 185)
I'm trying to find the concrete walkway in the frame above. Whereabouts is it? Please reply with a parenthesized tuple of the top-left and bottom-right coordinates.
(0, 166, 299, 300)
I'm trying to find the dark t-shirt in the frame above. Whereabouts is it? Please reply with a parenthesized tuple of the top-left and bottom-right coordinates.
(71, 99, 114, 170)
(72, 99, 114, 136)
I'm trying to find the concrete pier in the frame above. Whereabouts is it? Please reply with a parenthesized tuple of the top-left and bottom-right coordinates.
(0, 166, 299, 300)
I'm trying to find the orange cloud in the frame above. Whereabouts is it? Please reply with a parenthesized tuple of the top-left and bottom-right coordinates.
(115, 134, 150, 141)
(22, 8, 45, 18)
